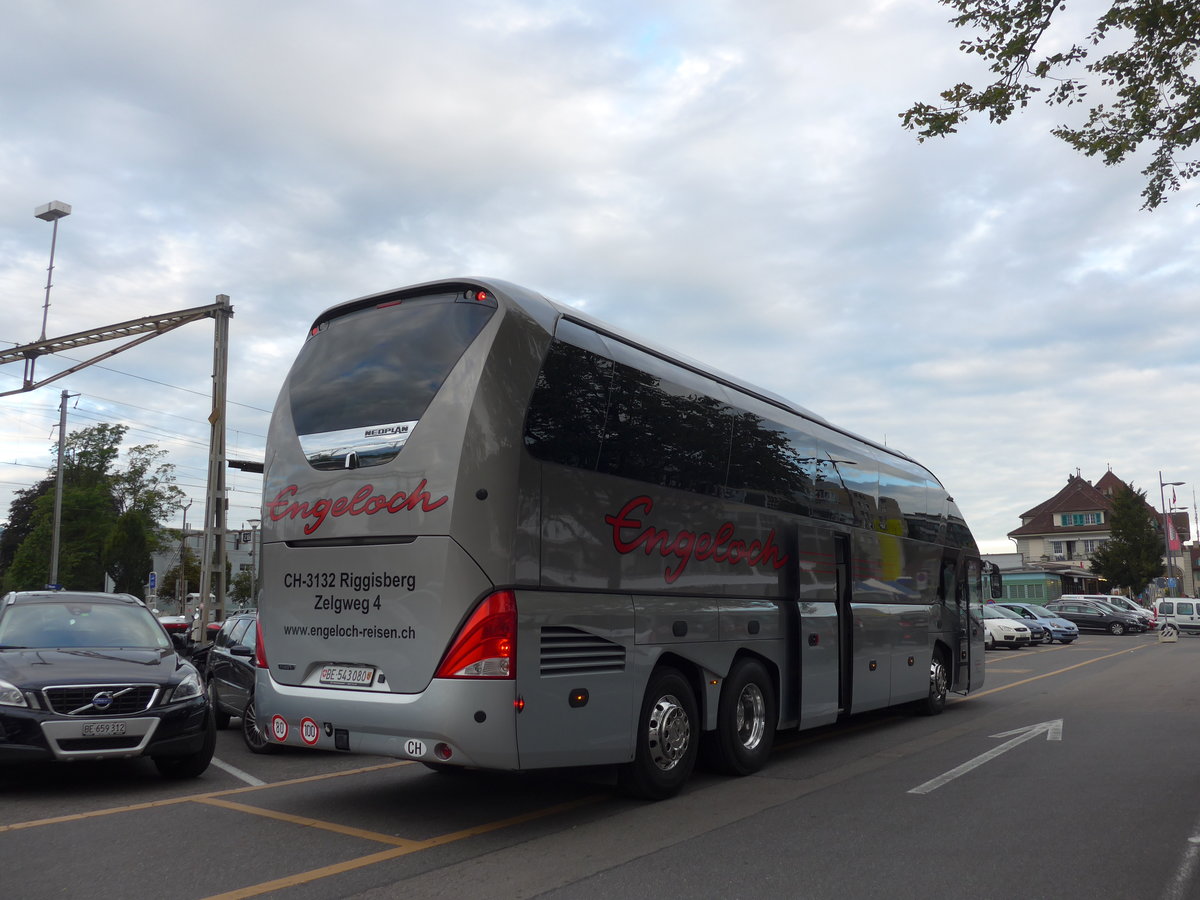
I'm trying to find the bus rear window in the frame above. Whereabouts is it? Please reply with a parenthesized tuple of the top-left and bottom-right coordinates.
(288, 293, 495, 469)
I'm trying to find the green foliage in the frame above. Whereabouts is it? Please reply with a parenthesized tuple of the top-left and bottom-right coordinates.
(105, 510, 155, 597)
(1088, 483, 1163, 595)
(901, 0, 1200, 208)
(160, 547, 202, 605)
(0, 423, 185, 593)
(229, 568, 257, 607)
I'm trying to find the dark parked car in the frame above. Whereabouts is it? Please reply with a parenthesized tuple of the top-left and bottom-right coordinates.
(206, 611, 272, 753)
(1044, 598, 1145, 635)
(0, 590, 215, 777)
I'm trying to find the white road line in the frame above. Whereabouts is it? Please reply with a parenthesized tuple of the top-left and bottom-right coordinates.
(209, 756, 266, 786)
(1160, 829, 1200, 899)
(908, 720, 1063, 795)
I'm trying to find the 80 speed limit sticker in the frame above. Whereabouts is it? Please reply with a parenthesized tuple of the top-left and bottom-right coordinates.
(271, 715, 289, 743)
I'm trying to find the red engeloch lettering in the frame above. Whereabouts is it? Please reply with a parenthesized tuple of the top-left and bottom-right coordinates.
(266, 480, 449, 535)
(604, 495, 789, 584)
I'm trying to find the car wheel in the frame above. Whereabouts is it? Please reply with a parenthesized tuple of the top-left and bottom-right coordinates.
(241, 697, 277, 754)
(618, 667, 698, 800)
(154, 709, 216, 779)
(1109, 622, 1126, 635)
(209, 683, 231, 730)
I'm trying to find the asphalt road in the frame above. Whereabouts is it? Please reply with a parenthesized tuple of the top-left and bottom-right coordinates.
(3, 631, 1199, 900)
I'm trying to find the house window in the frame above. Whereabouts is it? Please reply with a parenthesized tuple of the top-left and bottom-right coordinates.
(1051, 541, 1064, 556)
(1060, 512, 1103, 527)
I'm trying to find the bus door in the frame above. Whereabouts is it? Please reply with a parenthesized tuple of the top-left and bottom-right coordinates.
(796, 531, 842, 729)
(941, 554, 973, 694)
(835, 534, 853, 715)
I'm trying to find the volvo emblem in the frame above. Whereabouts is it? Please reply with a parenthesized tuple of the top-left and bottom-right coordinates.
(92, 691, 115, 710)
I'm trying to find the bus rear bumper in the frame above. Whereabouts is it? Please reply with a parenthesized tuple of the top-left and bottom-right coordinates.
(254, 671, 520, 769)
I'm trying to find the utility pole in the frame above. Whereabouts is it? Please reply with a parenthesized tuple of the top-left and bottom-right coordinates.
(197, 295, 232, 637)
(177, 500, 192, 613)
(47, 389, 76, 589)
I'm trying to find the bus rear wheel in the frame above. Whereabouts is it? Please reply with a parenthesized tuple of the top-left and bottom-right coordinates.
(618, 667, 698, 801)
(703, 658, 776, 776)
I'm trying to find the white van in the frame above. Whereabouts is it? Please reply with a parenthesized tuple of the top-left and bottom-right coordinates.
(1153, 598, 1200, 636)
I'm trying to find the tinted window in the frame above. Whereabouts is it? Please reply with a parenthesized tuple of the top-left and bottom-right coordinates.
(598, 361, 732, 496)
(227, 618, 253, 647)
(524, 326, 613, 470)
(288, 292, 495, 469)
(1179, 602, 1194, 615)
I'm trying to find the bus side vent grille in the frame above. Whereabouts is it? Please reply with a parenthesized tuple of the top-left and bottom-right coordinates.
(539, 627, 626, 676)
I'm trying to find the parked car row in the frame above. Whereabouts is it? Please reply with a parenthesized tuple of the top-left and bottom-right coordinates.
(1045, 597, 1148, 635)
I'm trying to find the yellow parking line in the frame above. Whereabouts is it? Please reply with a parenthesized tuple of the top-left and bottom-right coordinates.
(200, 795, 604, 900)
(0, 760, 409, 834)
(960, 642, 1150, 701)
(195, 796, 423, 847)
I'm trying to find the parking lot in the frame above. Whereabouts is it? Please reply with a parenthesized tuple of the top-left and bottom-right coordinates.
(4, 630, 1200, 900)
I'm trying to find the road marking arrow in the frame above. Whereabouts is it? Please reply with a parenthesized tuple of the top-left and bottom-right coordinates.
(908, 719, 1063, 795)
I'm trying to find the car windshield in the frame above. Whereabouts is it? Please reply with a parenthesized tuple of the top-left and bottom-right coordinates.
(982, 605, 1010, 619)
(1024, 606, 1057, 619)
(989, 604, 1025, 620)
(0, 601, 171, 650)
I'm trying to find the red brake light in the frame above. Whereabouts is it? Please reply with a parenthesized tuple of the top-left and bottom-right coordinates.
(474, 290, 489, 302)
(254, 619, 269, 669)
(435, 591, 516, 679)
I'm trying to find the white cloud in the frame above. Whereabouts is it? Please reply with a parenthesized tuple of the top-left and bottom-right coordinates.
(0, 0, 1196, 558)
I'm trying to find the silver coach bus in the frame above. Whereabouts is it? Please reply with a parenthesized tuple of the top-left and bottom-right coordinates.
(254, 278, 990, 799)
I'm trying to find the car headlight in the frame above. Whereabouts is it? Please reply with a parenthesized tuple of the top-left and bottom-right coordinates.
(170, 671, 204, 703)
(0, 677, 28, 708)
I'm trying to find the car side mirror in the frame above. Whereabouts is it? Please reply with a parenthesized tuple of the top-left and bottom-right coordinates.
(230, 644, 254, 658)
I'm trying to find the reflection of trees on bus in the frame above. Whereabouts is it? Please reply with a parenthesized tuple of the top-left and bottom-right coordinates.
(525, 330, 955, 552)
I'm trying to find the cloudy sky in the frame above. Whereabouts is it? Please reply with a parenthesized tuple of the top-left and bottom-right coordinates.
(1, 0, 1197, 554)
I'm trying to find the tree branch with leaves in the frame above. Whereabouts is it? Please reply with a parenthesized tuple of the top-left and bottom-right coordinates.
(901, 0, 1200, 209)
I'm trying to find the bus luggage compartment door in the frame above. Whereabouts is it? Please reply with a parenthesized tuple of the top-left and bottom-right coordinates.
(514, 591, 636, 768)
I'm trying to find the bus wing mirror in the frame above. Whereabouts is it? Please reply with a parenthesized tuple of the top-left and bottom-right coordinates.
(984, 562, 1003, 599)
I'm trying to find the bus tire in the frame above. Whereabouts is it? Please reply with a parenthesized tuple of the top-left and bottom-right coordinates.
(915, 649, 949, 716)
(704, 658, 776, 776)
(618, 667, 699, 800)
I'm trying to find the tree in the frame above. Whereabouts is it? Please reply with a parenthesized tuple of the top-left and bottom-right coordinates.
(901, 0, 1200, 209)
(229, 568, 257, 608)
(105, 510, 155, 596)
(0, 424, 185, 596)
(1089, 484, 1163, 595)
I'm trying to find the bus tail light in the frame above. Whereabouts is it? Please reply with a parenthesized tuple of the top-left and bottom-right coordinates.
(254, 618, 269, 669)
(435, 591, 516, 679)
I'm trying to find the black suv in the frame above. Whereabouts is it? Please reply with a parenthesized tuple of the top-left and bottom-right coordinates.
(1044, 599, 1145, 635)
(0, 590, 215, 777)
(206, 611, 273, 753)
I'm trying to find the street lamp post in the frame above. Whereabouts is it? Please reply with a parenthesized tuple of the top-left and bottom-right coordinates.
(1159, 472, 1185, 598)
(34, 201, 71, 342)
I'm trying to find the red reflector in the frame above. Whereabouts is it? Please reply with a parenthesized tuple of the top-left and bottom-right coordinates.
(309, 327, 320, 336)
(377, 300, 403, 309)
(254, 619, 269, 669)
